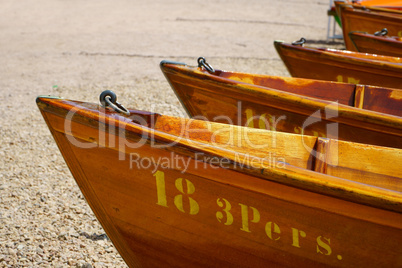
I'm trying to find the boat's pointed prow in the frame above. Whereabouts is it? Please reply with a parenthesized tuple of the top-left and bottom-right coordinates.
(36, 95, 68, 116)
(36, 95, 87, 117)
(36, 95, 62, 103)
(36, 92, 402, 267)
(160, 59, 187, 69)
(273, 40, 284, 49)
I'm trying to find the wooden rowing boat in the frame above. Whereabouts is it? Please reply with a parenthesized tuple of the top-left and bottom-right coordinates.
(328, 0, 402, 31)
(343, 1, 402, 11)
(335, 1, 402, 18)
(349, 29, 402, 56)
(337, 0, 402, 10)
(355, 0, 402, 9)
(161, 59, 402, 149)
(274, 39, 402, 89)
(334, 1, 402, 50)
(37, 93, 402, 267)
(329, 0, 402, 28)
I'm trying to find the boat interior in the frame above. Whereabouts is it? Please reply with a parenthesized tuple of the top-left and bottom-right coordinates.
(197, 68, 402, 116)
(150, 113, 402, 191)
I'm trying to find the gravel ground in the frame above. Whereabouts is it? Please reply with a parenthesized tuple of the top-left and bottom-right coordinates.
(0, 0, 342, 267)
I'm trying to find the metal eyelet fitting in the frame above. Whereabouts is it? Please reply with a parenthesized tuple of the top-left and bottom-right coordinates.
(374, 28, 388, 36)
(99, 90, 130, 116)
(197, 57, 215, 73)
(292, 37, 306, 46)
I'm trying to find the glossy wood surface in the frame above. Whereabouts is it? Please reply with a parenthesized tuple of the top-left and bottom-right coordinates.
(274, 40, 402, 90)
(161, 61, 402, 149)
(349, 31, 402, 56)
(36, 96, 402, 267)
(355, 0, 402, 8)
(347, 2, 402, 12)
(329, 0, 402, 28)
(335, 1, 402, 49)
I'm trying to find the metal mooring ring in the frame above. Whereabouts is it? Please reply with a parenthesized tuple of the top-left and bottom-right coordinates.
(99, 90, 130, 116)
(374, 28, 388, 36)
(292, 37, 306, 46)
(197, 57, 215, 73)
(100, 90, 116, 106)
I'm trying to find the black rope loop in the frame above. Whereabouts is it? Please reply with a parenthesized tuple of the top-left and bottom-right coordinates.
(99, 90, 130, 115)
(292, 37, 306, 46)
(197, 57, 215, 73)
(374, 28, 388, 36)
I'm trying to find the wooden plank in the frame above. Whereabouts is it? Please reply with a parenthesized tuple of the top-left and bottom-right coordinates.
(354, 84, 365, 109)
(313, 138, 329, 174)
(349, 31, 402, 57)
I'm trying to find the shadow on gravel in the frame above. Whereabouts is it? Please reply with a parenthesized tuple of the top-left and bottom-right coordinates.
(80, 232, 110, 241)
(304, 39, 345, 49)
(306, 39, 344, 45)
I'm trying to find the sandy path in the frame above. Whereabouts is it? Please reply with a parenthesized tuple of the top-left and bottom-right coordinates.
(0, 0, 335, 266)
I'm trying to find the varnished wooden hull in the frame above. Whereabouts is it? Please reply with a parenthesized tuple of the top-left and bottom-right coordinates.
(355, 0, 402, 8)
(349, 31, 402, 56)
(161, 60, 402, 149)
(37, 96, 402, 267)
(344, 1, 402, 10)
(274, 40, 402, 89)
(335, 2, 402, 50)
(329, 1, 402, 28)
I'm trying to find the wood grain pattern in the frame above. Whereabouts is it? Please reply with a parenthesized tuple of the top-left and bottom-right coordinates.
(274, 40, 402, 89)
(335, 1, 402, 50)
(351, 0, 402, 9)
(37, 96, 402, 267)
(161, 61, 402, 149)
(349, 31, 402, 56)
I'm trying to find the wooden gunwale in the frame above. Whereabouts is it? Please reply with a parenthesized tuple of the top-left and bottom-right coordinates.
(160, 62, 402, 138)
(36, 97, 402, 213)
(276, 42, 402, 68)
(350, 32, 402, 45)
(274, 47, 402, 77)
(351, 4, 402, 14)
(349, 31, 402, 55)
(274, 41, 402, 89)
(352, 0, 402, 9)
(316, 48, 402, 63)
